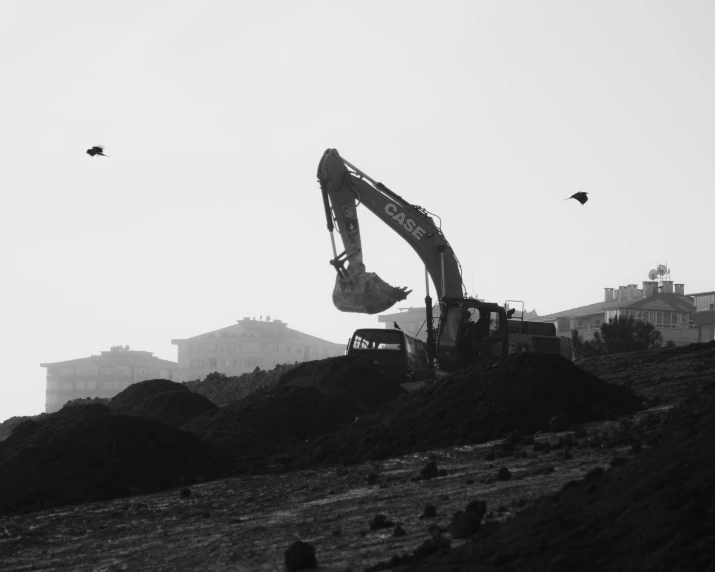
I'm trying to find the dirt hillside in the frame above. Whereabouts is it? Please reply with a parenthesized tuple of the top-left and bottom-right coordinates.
(274, 353, 644, 469)
(579, 340, 715, 404)
(406, 380, 715, 572)
(0, 404, 231, 516)
(180, 385, 364, 466)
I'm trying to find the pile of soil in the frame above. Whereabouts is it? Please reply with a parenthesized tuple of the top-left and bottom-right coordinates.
(63, 396, 111, 408)
(0, 404, 231, 516)
(0, 414, 47, 442)
(277, 356, 407, 409)
(127, 391, 218, 429)
(184, 364, 299, 405)
(408, 382, 715, 571)
(580, 340, 715, 405)
(274, 353, 644, 468)
(180, 385, 364, 466)
(110, 379, 189, 414)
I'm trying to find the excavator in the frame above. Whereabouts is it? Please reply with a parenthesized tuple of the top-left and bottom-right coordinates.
(317, 148, 572, 373)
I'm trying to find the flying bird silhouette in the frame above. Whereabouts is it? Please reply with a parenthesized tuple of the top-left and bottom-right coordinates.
(86, 146, 109, 157)
(565, 192, 588, 205)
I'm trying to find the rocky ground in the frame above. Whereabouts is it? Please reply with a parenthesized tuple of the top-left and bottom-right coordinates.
(0, 343, 713, 571)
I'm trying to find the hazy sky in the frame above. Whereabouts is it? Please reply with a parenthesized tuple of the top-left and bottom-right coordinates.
(2, 1, 714, 422)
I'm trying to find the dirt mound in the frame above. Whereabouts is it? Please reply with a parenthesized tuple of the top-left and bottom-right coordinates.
(277, 356, 407, 408)
(184, 364, 298, 405)
(409, 382, 715, 571)
(580, 340, 715, 405)
(110, 379, 189, 414)
(181, 385, 364, 466)
(274, 353, 643, 468)
(0, 404, 231, 516)
(0, 413, 47, 442)
(127, 391, 218, 428)
(63, 396, 112, 409)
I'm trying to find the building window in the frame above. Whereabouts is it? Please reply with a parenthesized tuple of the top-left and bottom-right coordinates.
(137, 368, 145, 376)
(208, 358, 218, 368)
(86, 380, 97, 390)
(60, 367, 74, 376)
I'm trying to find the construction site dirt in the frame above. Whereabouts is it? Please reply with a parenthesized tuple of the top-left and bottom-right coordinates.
(0, 343, 713, 571)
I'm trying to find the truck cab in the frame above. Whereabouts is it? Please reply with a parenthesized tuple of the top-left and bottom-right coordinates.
(346, 328, 434, 382)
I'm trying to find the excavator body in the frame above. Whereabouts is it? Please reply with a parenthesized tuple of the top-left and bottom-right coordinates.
(317, 148, 572, 371)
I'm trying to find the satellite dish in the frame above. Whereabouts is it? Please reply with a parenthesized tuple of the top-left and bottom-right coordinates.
(657, 264, 667, 276)
(648, 269, 658, 280)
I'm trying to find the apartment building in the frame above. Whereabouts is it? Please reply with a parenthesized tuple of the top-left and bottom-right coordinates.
(171, 317, 346, 383)
(40, 348, 177, 413)
(689, 290, 715, 343)
(538, 276, 698, 346)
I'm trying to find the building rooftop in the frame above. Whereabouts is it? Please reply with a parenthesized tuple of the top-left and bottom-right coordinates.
(538, 292, 695, 322)
(40, 350, 176, 368)
(538, 300, 609, 321)
(171, 318, 343, 346)
(603, 293, 695, 312)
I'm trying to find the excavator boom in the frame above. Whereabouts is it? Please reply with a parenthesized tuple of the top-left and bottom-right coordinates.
(318, 148, 465, 315)
(317, 148, 573, 370)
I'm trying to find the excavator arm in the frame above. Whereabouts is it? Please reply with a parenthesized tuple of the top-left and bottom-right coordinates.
(317, 148, 465, 314)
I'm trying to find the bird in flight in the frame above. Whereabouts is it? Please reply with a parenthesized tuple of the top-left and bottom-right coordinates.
(565, 191, 588, 205)
(86, 145, 109, 157)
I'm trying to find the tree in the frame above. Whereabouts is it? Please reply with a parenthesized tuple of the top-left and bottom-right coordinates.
(599, 314, 662, 354)
(571, 329, 585, 360)
(571, 328, 605, 359)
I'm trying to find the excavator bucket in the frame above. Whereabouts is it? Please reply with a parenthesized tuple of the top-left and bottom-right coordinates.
(332, 263, 411, 315)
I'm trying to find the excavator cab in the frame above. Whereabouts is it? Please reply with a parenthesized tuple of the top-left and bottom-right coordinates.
(435, 298, 509, 372)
